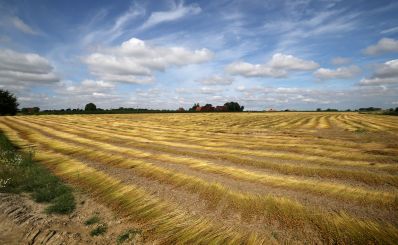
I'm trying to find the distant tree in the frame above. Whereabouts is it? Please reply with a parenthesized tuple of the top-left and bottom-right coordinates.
(359, 107, 381, 112)
(0, 89, 19, 116)
(346, 109, 351, 112)
(325, 108, 338, 112)
(32, 107, 40, 113)
(189, 103, 200, 111)
(395, 107, 398, 112)
(224, 102, 244, 112)
(85, 103, 97, 111)
(316, 108, 322, 112)
(21, 107, 40, 114)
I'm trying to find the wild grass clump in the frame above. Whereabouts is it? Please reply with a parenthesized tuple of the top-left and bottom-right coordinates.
(0, 132, 75, 214)
(90, 223, 107, 236)
(84, 215, 100, 226)
(117, 229, 142, 244)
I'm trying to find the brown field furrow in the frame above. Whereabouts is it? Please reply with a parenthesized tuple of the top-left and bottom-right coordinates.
(13, 116, 398, 182)
(2, 117, 398, 232)
(1, 113, 398, 244)
(353, 115, 398, 131)
(21, 116, 398, 168)
(35, 118, 396, 164)
(17, 116, 398, 175)
(4, 117, 398, 209)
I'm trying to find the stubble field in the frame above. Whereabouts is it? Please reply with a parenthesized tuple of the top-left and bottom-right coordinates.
(0, 112, 397, 244)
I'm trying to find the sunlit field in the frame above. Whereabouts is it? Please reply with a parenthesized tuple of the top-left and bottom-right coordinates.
(1, 112, 398, 244)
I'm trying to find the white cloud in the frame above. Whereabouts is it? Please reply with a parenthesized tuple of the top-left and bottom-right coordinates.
(61, 80, 115, 94)
(140, 2, 201, 30)
(10, 16, 39, 35)
(0, 49, 58, 85)
(359, 59, 398, 85)
(269, 53, 319, 71)
(197, 75, 233, 85)
(200, 86, 223, 94)
(226, 53, 318, 78)
(82, 4, 145, 45)
(226, 62, 287, 77)
(314, 65, 361, 80)
(331, 56, 351, 65)
(84, 37, 213, 84)
(364, 38, 398, 55)
(380, 26, 398, 34)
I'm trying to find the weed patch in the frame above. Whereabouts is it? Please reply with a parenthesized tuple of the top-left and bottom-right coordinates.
(90, 223, 107, 236)
(117, 229, 142, 244)
(84, 215, 100, 226)
(0, 132, 75, 214)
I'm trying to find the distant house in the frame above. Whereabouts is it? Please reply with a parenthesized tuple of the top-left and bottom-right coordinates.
(177, 107, 185, 112)
(201, 104, 215, 112)
(195, 106, 202, 112)
(215, 106, 227, 112)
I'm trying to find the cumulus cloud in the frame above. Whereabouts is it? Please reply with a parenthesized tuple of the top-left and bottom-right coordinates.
(200, 86, 223, 94)
(60, 80, 115, 95)
(140, 2, 201, 30)
(331, 56, 351, 65)
(197, 75, 233, 85)
(84, 37, 213, 84)
(10, 16, 39, 35)
(359, 59, 398, 85)
(226, 53, 319, 78)
(269, 53, 319, 70)
(364, 38, 398, 55)
(314, 65, 361, 80)
(0, 49, 58, 85)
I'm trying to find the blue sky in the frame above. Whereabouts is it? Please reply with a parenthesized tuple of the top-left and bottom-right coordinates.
(0, 0, 398, 110)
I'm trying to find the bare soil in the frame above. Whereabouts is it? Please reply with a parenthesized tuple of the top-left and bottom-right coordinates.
(0, 192, 145, 245)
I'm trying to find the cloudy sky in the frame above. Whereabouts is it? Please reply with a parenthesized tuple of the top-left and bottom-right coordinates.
(0, 0, 398, 110)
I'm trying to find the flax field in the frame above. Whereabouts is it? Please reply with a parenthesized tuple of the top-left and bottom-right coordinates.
(1, 112, 397, 244)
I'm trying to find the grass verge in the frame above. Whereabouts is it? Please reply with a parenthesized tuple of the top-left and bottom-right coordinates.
(0, 132, 75, 214)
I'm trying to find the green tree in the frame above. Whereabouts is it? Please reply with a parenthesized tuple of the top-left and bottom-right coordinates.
(0, 89, 19, 116)
(224, 102, 244, 112)
(85, 103, 97, 111)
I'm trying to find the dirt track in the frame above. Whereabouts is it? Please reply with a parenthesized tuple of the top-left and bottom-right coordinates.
(0, 192, 144, 244)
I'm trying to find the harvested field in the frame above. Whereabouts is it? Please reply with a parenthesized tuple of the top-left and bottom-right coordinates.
(1, 112, 398, 244)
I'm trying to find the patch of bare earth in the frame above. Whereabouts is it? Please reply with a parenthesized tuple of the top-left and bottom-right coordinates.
(0, 192, 145, 245)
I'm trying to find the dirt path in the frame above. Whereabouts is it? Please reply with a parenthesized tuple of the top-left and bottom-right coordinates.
(0, 192, 145, 244)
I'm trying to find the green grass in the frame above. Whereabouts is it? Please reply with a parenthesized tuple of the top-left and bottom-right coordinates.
(117, 229, 142, 244)
(90, 223, 107, 236)
(84, 215, 100, 226)
(0, 132, 75, 214)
